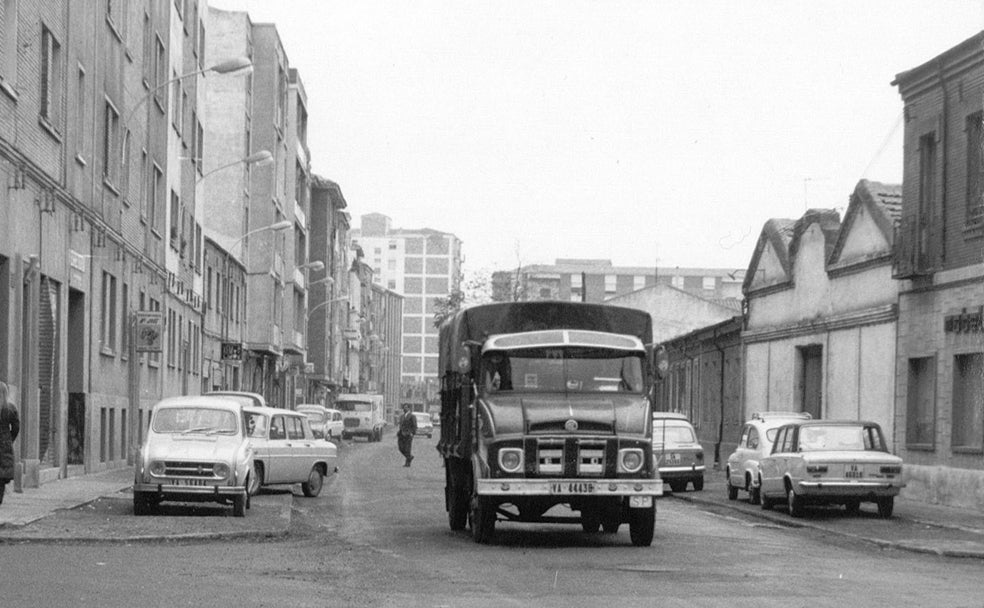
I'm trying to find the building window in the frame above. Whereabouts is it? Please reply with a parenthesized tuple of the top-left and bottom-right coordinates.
(951, 353, 983, 452)
(918, 133, 937, 264)
(76, 65, 87, 160)
(153, 35, 166, 108)
(671, 275, 684, 289)
(170, 72, 182, 133)
(905, 356, 936, 448)
(150, 164, 163, 231)
(101, 272, 118, 353)
(966, 112, 983, 223)
(102, 98, 120, 183)
(169, 190, 180, 248)
(39, 24, 62, 129)
(604, 275, 616, 293)
(633, 275, 646, 290)
(571, 273, 582, 289)
(702, 276, 716, 291)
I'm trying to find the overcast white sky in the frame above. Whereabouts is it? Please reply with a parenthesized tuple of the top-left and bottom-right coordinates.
(210, 1, 984, 276)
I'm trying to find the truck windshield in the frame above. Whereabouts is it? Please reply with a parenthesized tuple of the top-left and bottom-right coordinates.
(337, 401, 372, 412)
(483, 347, 644, 393)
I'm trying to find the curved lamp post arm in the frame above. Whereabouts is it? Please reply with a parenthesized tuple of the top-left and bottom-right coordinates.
(227, 219, 292, 257)
(197, 150, 273, 184)
(122, 57, 252, 168)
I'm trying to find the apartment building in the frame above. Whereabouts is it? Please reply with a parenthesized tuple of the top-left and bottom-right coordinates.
(350, 213, 463, 387)
(492, 259, 744, 305)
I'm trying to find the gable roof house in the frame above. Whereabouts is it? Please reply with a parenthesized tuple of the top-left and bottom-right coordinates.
(741, 181, 901, 446)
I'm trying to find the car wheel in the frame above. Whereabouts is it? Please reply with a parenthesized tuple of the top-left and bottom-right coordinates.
(876, 497, 894, 518)
(786, 485, 804, 517)
(692, 477, 704, 492)
(844, 499, 861, 514)
(749, 484, 762, 506)
(302, 466, 324, 497)
(132, 491, 155, 516)
(326, 430, 333, 441)
(470, 494, 496, 544)
(341, 432, 350, 441)
(759, 479, 773, 510)
(726, 470, 738, 500)
(247, 463, 263, 496)
(233, 493, 247, 517)
(628, 504, 655, 547)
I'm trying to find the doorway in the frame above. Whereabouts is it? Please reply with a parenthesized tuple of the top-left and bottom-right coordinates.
(798, 344, 823, 419)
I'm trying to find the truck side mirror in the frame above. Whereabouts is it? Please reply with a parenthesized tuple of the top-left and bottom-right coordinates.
(456, 342, 473, 373)
(653, 345, 669, 380)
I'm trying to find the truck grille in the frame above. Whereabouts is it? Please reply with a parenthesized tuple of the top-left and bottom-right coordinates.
(344, 419, 360, 428)
(163, 461, 217, 478)
(533, 439, 608, 477)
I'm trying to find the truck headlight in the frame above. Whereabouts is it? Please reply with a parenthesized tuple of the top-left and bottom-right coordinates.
(498, 448, 524, 473)
(149, 461, 166, 476)
(619, 448, 644, 473)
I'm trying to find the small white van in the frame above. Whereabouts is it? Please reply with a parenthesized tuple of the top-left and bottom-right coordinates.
(336, 393, 386, 442)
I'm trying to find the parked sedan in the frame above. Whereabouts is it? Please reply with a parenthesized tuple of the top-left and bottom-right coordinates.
(133, 396, 254, 517)
(244, 407, 337, 498)
(652, 412, 704, 492)
(726, 411, 813, 504)
(758, 419, 904, 518)
(413, 412, 434, 438)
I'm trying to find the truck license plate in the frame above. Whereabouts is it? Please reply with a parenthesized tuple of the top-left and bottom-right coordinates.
(550, 482, 595, 494)
(629, 496, 652, 508)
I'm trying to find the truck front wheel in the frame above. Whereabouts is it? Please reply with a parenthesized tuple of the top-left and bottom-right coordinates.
(628, 504, 655, 546)
(470, 495, 496, 544)
(446, 461, 469, 531)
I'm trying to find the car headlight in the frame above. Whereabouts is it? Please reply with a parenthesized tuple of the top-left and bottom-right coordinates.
(498, 448, 524, 473)
(149, 461, 166, 476)
(619, 448, 644, 473)
(213, 463, 230, 479)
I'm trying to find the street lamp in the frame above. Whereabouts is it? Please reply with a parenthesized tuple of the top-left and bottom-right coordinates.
(196, 150, 273, 184)
(306, 296, 350, 321)
(121, 57, 253, 167)
(297, 261, 325, 272)
(227, 219, 293, 257)
(308, 276, 334, 287)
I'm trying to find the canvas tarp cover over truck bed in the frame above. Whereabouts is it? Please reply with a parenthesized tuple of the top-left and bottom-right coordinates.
(437, 301, 653, 376)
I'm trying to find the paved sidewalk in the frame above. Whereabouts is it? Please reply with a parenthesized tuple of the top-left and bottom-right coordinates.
(0, 466, 292, 542)
(0, 467, 134, 529)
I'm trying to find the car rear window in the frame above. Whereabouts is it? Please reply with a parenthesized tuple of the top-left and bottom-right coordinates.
(653, 421, 696, 444)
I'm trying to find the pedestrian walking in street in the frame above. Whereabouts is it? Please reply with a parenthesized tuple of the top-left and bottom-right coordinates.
(0, 381, 20, 505)
(398, 404, 417, 467)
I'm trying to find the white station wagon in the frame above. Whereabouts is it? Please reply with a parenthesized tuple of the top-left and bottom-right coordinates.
(133, 396, 254, 517)
(244, 407, 338, 497)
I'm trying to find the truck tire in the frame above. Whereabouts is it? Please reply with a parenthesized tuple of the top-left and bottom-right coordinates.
(470, 495, 496, 544)
(628, 504, 655, 546)
(446, 461, 469, 531)
(581, 508, 601, 533)
(132, 491, 155, 516)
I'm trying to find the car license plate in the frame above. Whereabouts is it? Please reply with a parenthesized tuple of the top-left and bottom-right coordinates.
(550, 482, 595, 494)
(845, 465, 863, 479)
(629, 496, 652, 508)
(669, 453, 681, 463)
(171, 478, 211, 487)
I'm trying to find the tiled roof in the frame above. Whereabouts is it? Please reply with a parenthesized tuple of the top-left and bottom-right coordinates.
(859, 179, 902, 223)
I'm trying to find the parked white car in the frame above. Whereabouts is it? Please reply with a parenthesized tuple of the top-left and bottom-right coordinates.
(726, 411, 812, 504)
(244, 407, 337, 497)
(205, 390, 268, 409)
(133, 396, 254, 517)
(296, 405, 345, 441)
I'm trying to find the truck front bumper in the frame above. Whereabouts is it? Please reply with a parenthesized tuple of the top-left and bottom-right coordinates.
(477, 478, 663, 498)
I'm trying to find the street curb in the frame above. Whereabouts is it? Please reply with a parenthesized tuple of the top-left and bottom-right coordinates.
(668, 492, 984, 560)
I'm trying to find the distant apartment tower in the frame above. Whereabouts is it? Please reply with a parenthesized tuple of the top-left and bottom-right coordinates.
(350, 213, 462, 386)
(492, 259, 744, 304)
